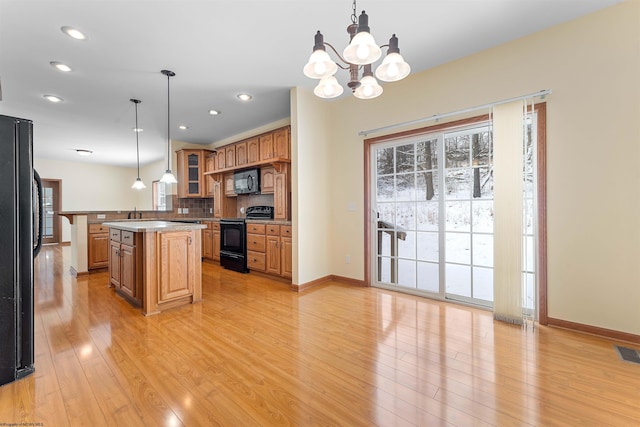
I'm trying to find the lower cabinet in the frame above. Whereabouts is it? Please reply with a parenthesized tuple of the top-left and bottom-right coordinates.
(158, 230, 198, 303)
(202, 221, 220, 261)
(109, 229, 143, 304)
(247, 222, 292, 279)
(88, 223, 109, 269)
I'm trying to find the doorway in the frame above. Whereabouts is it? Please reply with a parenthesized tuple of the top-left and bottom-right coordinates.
(41, 179, 61, 244)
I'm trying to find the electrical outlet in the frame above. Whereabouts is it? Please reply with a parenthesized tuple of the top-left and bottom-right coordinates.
(177, 208, 183, 214)
(345, 255, 351, 264)
(183, 208, 189, 214)
(96, 214, 106, 219)
(347, 202, 356, 211)
(209, 208, 212, 213)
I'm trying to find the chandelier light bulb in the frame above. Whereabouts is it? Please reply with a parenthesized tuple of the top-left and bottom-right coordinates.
(343, 31, 381, 65)
(314, 76, 344, 98)
(303, 48, 338, 79)
(354, 74, 383, 100)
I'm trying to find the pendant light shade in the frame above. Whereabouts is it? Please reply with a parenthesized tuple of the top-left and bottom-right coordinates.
(314, 76, 344, 98)
(342, 11, 381, 65)
(374, 34, 411, 82)
(354, 65, 383, 99)
(130, 99, 146, 190)
(303, 31, 338, 79)
(159, 69, 178, 184)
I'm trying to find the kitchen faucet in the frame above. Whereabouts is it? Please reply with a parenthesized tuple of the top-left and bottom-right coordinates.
(127, 207, 142, 219)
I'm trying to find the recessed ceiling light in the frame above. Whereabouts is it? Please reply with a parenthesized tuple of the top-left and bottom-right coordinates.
(178, 125, 188, 130)
(50, 61, 72, 72)
(61, 26, 87, 40)
(132, 128, 143, 132)
(208, 109, 220, 115)
(43, 94, 63, 103)
(76, 149, 92, 157)
(237, 93, 252, 102)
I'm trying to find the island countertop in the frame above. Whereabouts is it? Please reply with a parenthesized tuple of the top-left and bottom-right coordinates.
(102, 221, 207, 232)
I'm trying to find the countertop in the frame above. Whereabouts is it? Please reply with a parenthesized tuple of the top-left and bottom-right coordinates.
(102, 221, 207, 232)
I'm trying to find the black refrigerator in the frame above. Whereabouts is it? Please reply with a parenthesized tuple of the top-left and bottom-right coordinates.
(0, 114, 43, 387)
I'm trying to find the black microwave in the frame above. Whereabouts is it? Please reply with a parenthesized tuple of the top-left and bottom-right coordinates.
(234, 169, 260, 194)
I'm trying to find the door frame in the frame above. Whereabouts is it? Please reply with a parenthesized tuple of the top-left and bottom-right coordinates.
(363, 104, 548, 323)
(41, 178, 62, 245)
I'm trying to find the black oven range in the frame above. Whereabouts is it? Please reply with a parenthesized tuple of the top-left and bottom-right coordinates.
(219, 206, 274, 274)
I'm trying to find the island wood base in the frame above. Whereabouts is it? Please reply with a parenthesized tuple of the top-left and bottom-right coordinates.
(142, 229, 202, 316)
(103, 221, 205, 316)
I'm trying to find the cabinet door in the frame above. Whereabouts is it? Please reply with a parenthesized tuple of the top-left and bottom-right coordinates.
(261, 167, 275, 194)
(274, 127, 290, 160)
(259, 134, 274, 161)
(274, 169, 289, 220)
(158, 231, 196, 303)
(212, 230, 221, 261)
(224, 173, 236, 197)
(225, 145, 236, 169)
(216, 147, 226, 170)
(247, 138, 260, 164)
(235, 142, 247, 166)
(89, 233, 109, 269)
(120, 244, 136, 298)
(266, 235, 281, 275)
(205, 155, 215, 198)
(109, 240, 121, 288)
(281, 237, 293, 279)
(213, 180, 222, 218)
(202, 229, 213, 259)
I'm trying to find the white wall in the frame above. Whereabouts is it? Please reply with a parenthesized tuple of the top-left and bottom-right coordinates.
(317, 1, 640, 335)
(35, 158, 147, 241)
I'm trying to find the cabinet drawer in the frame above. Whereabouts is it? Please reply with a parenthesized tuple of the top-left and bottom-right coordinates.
(121, 230, 135, 245)
(266, 224, 279, 236)
(89, 223, 108, 234)
(280, 225, 292, 237)
(109, 229, 121, 242)
(247, 251, 266, 272)
(246, 233, 266, 252)
(247, 223, 265, 234)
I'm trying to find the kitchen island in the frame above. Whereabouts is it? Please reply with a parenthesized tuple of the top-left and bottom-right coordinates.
(103, 221, 206, 316)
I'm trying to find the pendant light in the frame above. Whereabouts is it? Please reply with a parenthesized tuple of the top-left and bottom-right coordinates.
(130, 98, 146, 190)
(159, 69, 177, 184)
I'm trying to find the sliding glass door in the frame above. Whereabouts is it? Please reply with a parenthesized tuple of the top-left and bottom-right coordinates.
(371, 123, 496, 307)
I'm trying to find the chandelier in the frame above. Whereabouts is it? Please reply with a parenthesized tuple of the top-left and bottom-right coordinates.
(303, 0, 410, 100)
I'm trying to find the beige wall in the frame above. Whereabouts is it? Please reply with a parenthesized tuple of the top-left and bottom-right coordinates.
(313, 1, 639, 335)
(290, 88, 333, 285)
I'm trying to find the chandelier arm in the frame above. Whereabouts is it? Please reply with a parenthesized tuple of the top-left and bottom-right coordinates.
(323, 42, 352, 69)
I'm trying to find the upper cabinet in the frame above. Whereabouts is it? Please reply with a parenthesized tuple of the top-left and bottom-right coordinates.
(247, 138, 260, 164)
(273, 126, 290, 160)
(235, 141, 248, 167)
(176, 149, 214, 198)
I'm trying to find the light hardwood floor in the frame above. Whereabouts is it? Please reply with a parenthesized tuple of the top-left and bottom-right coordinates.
(0, 244, 638, 426)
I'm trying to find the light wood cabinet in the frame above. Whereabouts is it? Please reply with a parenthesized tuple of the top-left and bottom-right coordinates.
(247, 137, 260, 164)
(204, 153, 216, 197)
(261, 166, 275, 194)
(158, 230, 198, 303)
(274, 165, 290, 220)
(88, 223, 109, 270)
(202, 222, 220, 262)
(225, 145, 236, 169)
(176, 149, 214, 198)
(259, 133, 274, 161)
(213, 180, 222, 218)
(273, 126, 290, 160)
(216, 147, 226, 170)
(235, 141, 247, 166)
(224, 172, 236, 197)
(246, 222, 292, 279)
(280, 226, 292, 279)
(109, 229, 143, 305)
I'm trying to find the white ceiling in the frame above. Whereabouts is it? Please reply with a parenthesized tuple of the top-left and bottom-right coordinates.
(0, 0, 622, 167)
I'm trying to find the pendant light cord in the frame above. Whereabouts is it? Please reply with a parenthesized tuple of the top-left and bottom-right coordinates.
(135, 101, 141, 178)
(166, 72, 171, 170)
